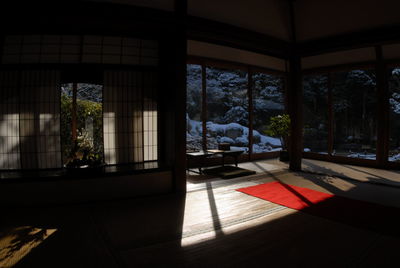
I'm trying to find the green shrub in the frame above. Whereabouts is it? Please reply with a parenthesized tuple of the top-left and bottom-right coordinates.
(61, 93, 103, 166)
(266, 114, 291, 150)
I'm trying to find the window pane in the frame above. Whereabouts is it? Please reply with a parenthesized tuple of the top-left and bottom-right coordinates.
(76, 83, 103, 163)
(332, 70, 377, 159)
(61, 83, 103, 165)
(252, 72, 284, 153)
(0, 71, 21, 169)
(303, 74, 329, 154)
(61, 84, 73, 164)
(388, 68, 400, 162)
(186, 64, 203, 151)
(206, 67, 248, 152)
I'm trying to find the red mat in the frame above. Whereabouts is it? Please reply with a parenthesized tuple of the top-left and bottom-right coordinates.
(236, 181, 333, 210)
(236, 181, 400, 237)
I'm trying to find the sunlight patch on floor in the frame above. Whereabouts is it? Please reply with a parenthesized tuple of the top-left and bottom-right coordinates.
(180, 206, 295, 247)
(289, 172, 357, 194)
(180, 177, 293, 248)
(181, 181, 222, 247)
(0, 226, 57, 268)
(239, 161, 284, 174)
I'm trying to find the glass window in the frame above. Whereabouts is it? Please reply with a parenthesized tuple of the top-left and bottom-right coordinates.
(252, 72, 284, 153)
(61, 83, 103, 165)
(332, 70, 377, 159)
(206, 67, 248, 152)
(388, 68, 400, 162)
(186, 64, 203, 152)
(61, 84, 73, 163)
(303, 74, 329, 154)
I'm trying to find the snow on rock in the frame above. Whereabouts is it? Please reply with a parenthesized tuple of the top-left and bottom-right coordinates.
(252, 131, 261, 144)
(186, 115, 203, 136)
(259, 134, 281, 147)
(231, 146, 249, 152)
(219, 136, 235, 144)
(225, 125, 244, 139)
(389, 153, 400, 162)
(207, 122, 247, 140)
(347, 153, 376, 160)
(253, 144, 275, 153)
(392, 68, 400, 76)
(234, 136, 248, 147)
(186, 116, 282, 152)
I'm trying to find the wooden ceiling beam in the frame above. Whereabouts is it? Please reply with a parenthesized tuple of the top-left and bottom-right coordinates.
(187, 16, 291, 60)
(297, 25, 400, 57)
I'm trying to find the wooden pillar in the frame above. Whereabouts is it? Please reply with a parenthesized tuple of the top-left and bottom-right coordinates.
(0, 35, 4, 64)
(159, 1, 187, 193)
(173, 0, 187, 193)
(375, 45, 389, 166)
(288, 54, 303, 171)
(288, 0, 302, 171)
(201, 64, 207, 151)
(327, 73, 334, 155)
(248, 67, 254, 159)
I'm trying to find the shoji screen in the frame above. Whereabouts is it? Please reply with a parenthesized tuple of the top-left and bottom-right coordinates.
(19, 70, 62, 169)
(143, 72, 158, 161)
(2, 35, 158, 66)
(0, 71, 21, 169)
(103, 70, 158, 164)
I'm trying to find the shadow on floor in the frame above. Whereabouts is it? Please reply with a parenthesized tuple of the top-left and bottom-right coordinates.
(2, 167, 400, 267)
(0, 194, 186, 268)
(302, 159, 400, 188)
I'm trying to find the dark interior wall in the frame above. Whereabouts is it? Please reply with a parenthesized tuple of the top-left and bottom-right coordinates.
(0, 171, 173, 206)
(187, 40, 287, 71)
(0, 2, 176, 37)
(383, 43, 400, 60)
(294, 0, 400, 42)
(188, 0, 291, 42)
(301, 47, 376, 70)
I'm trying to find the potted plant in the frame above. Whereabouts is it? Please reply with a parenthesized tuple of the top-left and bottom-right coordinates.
(65, 130, 104, 175)
(266, 114, 291, 161)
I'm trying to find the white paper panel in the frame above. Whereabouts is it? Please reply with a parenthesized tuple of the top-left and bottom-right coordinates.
(103, 70, 158, 164)
(2, 35, 158, 66)
(0, 71, 21, 169)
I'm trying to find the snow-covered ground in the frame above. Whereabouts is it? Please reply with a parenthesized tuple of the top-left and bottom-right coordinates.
(347, 153, 376, 160)
(186, 116, 282, 153)
(304, 147, 400, 162)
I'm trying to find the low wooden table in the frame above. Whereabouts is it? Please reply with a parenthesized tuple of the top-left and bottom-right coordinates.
(186, 149, 244, 174)
(186, 151, 214, 174)
(207, 149, 244, 167)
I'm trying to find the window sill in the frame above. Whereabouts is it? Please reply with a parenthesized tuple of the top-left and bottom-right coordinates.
(0, 161, 169, 183)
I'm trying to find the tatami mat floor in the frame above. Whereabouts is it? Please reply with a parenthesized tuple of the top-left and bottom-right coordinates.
(2, 159, 400, 267)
